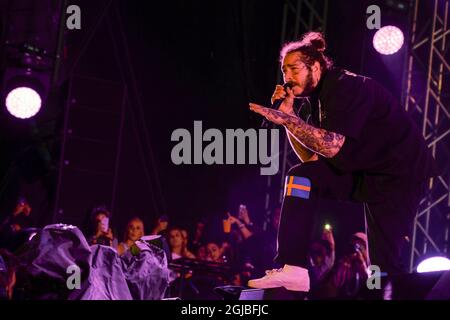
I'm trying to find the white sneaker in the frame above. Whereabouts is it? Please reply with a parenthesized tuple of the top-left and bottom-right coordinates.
(247, 264, 310, 292)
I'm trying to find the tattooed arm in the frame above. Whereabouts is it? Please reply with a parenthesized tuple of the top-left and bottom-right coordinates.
(249, 103, 345, 158)
(283, 115, 345, 158)
(286, 129, 319, 162)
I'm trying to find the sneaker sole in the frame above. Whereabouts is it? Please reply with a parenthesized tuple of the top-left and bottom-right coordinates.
(248, 281, 309, 292)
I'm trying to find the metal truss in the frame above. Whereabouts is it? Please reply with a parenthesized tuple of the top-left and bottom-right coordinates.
(405, 0, 450, 272)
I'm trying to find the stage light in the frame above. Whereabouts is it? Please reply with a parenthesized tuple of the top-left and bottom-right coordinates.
(5, 86, 42, 119)
(417, 256, 450, 273)
(2, 67, 50, 120)
(373, 25, 404, 55)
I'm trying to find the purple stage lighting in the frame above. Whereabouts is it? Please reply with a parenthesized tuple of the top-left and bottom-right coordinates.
(5, 86, 42, 119)
(373, 26, 404, 55)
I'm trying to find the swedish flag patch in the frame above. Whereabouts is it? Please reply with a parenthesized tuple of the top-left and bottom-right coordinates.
(284, 176, 311, 199)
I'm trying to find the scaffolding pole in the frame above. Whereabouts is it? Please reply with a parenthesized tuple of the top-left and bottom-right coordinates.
(404, 0, 450, 272)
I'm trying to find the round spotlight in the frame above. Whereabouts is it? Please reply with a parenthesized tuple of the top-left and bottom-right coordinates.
(417, 256, 450, 273)
(373, 26, 404, 55)
(5, 86, 42, 119)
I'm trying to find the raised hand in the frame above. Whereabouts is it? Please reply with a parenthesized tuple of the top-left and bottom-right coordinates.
(271, 85, 295, 116)
(249, 103, 293, 126)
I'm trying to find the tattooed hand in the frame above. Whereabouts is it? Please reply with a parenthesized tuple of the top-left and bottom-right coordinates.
(249, 103, 292, 125)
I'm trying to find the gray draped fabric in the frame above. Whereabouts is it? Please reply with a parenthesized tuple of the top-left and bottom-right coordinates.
(17, 224, 169, 300)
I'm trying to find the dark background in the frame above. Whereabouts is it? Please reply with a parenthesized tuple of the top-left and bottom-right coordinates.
(0, 0, 413, 250)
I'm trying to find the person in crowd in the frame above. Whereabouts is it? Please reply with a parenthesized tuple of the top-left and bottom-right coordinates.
(195, 245, 208, 261)
(308, 226, 335, 284)
(227, 208, 279, 279)
(87, 206, 117, 247)
(168, 227, 196, 260)
(206, 241, 225, 263)
(0, 197, 35, 252)
(189, 219, 206, 254)
(226, 213, 254, 241)
(150, 214, 169, 236)
(117, 217, 145, 256)
(331, 232, 370, 299)
(180, 229, 190, 254)
(0, 249, 17, 300)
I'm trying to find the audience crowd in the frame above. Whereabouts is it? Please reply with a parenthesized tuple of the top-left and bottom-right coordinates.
(0, 196, 370, 300)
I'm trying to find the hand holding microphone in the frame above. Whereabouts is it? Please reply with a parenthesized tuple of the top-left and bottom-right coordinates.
(272, 83, 296, 115)
(261, 82, 295, 128)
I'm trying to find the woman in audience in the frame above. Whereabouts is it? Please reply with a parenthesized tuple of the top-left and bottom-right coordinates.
(168, 227, 195, 260)
(117, 217, 145, 256)
(206, 242, 225, 263)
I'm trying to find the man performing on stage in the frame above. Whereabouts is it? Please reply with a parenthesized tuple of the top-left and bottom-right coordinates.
(248, 32, 437, 293)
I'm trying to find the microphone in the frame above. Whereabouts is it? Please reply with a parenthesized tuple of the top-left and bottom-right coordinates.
(261, 83, 293, 128)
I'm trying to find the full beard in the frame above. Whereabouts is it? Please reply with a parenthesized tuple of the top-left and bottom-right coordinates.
(298, 69, 315, 97)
